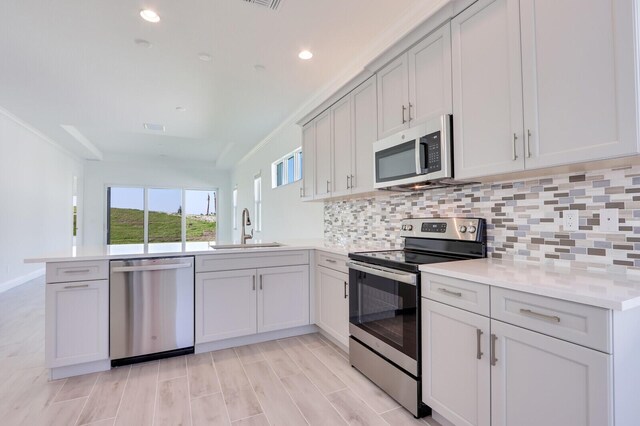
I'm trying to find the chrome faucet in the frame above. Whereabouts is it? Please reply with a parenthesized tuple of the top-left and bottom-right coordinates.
(241, 208, 253, 244)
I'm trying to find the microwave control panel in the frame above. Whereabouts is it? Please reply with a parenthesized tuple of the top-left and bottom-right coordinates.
(422, 131, 442, 173)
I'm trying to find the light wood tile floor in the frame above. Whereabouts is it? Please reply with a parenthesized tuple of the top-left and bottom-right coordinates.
(0, 277, 440, 426)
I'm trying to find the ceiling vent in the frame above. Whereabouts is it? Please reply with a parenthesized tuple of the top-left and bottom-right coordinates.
(243, 0, 282, 11)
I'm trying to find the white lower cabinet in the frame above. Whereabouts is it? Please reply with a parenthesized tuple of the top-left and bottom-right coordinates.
(422, 299, 490, 426)
(196, 269, 258, 343)
(257, 265, 310, 333)
(45, 280, 109, 368)
(316, 265, 349, 347)
(196, 265, 309, 344)
(422, 280, 613, 426)
(491, 320, 612, 426)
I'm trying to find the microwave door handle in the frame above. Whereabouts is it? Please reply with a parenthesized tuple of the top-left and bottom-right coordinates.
(415, 138, 423, 175)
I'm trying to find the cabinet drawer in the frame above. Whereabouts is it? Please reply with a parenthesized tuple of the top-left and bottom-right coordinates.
(196, 250, 309, 273)
(422, 273, 490, 316)
(316, 251, 348, 274)
(46, 260, 109, 284)
(491, 287, 612, 353)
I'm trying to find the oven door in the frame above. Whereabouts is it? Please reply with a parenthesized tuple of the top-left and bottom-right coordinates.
(347, 260, 419, 376)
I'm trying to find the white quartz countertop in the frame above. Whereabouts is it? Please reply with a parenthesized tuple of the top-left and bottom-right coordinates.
(420, 258, 640, 311)
(24, 239, 385, 263)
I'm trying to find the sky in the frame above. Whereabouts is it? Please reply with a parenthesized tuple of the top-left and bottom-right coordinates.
(110, 187, 216, 215)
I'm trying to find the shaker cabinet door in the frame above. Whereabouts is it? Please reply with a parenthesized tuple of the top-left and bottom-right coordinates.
(257, 265, 310, 333)
(422, 299, 490, 426)
(408, 22, 453, 126)
(491, 320, 612, 426)
(451, 0, 525, 179)
(520, 0, 639, 169)
(314, 111, 332, 198)
(377, 54, 410, 139)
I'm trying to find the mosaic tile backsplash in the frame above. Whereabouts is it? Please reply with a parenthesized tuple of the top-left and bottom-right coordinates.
(324, 164, 640, 275)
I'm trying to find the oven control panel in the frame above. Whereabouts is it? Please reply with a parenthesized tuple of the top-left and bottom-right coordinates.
(400, 217, 485, 241)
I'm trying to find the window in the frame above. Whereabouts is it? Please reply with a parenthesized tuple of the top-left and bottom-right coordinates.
(254, 175, 262, 232)
(271, 147, 302, 188)
(107, 186, 217, 244)
(232, 187, 238, 230)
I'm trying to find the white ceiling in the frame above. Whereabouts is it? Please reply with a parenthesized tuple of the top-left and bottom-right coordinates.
(0, 0, 436, 168)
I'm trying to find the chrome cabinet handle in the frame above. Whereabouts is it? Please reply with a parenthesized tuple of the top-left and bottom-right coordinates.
(253, 275, 256, 291)
(477, 329, 483, 360)
(344, 281, 348, 299)
(325, 259, 337, 264)
(519, 308, 561, 323)
(259, 275, 263, 290)
(300, 187, 303, 198)
(490, 334, 498, 366)
(402, 105, 407, 124)
(512, 133, 518, 160)
(346, 175, 350, 189)
(326, 180, 330, 193)
(64, 284, 89, 289)
(526, 129, 532, 158)
(63, 269, 91, 274)
(350, 174, 355, 189)
(438, 287, 462, 298)
(408, 102, 413, 121)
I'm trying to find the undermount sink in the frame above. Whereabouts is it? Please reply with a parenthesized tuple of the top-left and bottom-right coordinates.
(209, 242, 284, 250)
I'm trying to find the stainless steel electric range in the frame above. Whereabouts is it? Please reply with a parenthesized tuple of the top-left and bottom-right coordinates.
(347, 217, 487, 418)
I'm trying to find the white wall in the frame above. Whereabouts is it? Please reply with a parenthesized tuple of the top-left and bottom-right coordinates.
(231, 124, 324, 242)
(0, 109, 83, 290)
(82, 157, 232, 246)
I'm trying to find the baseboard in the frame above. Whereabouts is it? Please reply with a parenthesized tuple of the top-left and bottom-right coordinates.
(0, 268, 44, 294)
(195, 325, 319, 354)
(50, 359, 111, 380)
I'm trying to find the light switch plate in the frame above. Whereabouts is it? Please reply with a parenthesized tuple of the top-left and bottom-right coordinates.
(563, 210, 579, 232)
(599, 209, 619, 232)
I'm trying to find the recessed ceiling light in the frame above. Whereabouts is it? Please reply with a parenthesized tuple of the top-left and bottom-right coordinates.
(143, 123, 165, 131)
(198, 53, 212, 62)
(176, 106, 186, 112)
(134, 38, 152, 48)
(298, 50, 313, 60)
(140, 9, 160, 23)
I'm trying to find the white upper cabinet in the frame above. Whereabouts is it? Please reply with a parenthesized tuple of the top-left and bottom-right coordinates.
(408, 23, 453, 127)
(491, 320, 612, 426)
(378, 23, 453, 140)
(520, 0, 639, 168)
(452, 0, 639, 179)
(377, 55, 410, 139)
(301, 123, 315, 201)
(331, 96, 353, 197)
(350, 76, 377, 194)
(452, 0, 525, 179)
(314, 111, 332, 198)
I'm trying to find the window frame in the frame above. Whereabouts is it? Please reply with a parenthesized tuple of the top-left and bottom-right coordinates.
(105, 184, 218, 245)
(232, 187, 238, 230)
(271, 147, 302, 188)
(254, 174, 262, 233)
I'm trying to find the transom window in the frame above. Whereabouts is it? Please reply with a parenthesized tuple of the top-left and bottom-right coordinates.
(271, 147, 302, 188)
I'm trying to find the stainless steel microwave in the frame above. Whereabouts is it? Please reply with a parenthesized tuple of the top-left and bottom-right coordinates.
(373, 115, 453, 190)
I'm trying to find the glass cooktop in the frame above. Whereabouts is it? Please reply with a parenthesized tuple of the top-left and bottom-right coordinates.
(348, 249, 464, 273)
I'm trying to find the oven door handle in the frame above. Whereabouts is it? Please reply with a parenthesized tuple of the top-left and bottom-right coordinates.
(346, 261, 417, 286)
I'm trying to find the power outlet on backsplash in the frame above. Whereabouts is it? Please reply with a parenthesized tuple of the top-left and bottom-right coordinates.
(563, 210, 579, 232)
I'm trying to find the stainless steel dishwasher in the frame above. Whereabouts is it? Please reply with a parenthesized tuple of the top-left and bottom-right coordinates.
(110, 257, 194, 365)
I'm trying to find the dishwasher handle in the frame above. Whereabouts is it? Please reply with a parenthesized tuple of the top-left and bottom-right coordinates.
(111, 263, 192, 273)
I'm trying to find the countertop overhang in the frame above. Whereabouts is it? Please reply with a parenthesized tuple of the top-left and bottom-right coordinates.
(420, 257, 640, 311)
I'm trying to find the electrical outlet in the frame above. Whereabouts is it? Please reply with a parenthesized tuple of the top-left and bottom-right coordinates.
(563, 210, 579, 231)
(599, 209, 619, 232)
